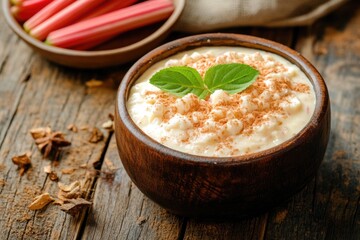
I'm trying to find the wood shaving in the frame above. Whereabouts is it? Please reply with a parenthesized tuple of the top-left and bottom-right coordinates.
(108, 113, 114, 121)
(43, 165, 59, 181)
(12, 152, 32, 176)
(102, 113, 115, 131)
(91, 158, 101, 169)
(28, 193, 54, 210)
(136, 216, 147, 225)
(89, 127, 104, 143)
(60, 198, 92, 216)
(58, 186, 81, 200)
(61, 168, 75, 174)
(58, 181, 80, 193)
(101, 120, 114, 131)
(0, 179, 6, 187)
(0, 163, 5, 171)
(333, 150, 347, 160)
(67, 124, 78, 133)
(275, 209, 288, 223)
(314, 44, 328, 55)
(43, 165, 52, 174)
(104, 158, 116, 171)
(86, 169, 98, 178)
(79, 164, 87, 168)
(52, 199, 64, 206)
(85, 79, 103, 88)
(100, 170, 116, 180)
(57, 179, 89, 201)
(80, 125, 90, 130)
(49, 171, 59, 182)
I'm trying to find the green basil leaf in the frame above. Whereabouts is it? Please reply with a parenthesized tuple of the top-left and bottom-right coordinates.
(149, 66, 210, 99)
(204, 63, 259, 94)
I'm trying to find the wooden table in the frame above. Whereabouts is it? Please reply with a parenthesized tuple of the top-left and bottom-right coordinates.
(1, 1, 359, 239)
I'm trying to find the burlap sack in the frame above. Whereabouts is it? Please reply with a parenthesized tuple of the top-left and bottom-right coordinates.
(174, 0, 347, 32)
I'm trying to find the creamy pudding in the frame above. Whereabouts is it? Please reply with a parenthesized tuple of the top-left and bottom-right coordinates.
(127, 47, 316, 157)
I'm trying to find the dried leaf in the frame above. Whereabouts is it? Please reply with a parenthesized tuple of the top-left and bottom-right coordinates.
(28, 193, 54, 210)
(67, 124, 78, 133)
(89, 127, 104, 143)
(60, 198, 92, 216)
(12, 152, 32, 176)
(61, 168, 75, 174)
(85, 79, 103, 88)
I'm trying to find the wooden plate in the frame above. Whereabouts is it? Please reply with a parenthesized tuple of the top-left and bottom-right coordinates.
(2, 0, 185, 69)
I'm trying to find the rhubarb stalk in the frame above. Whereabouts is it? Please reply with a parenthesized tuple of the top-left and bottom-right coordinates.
(77, 0, 138, 22)
(46, 0, 174, 49)
(24, 0, 76, 32)
(30, 0, 106, 41)
(11, 0, 53, 22)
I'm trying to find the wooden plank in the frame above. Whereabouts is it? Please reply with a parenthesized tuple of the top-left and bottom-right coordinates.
(81, 137, 184, 239)
(264, 1, 360, 239)
(0, 44, 120, 238)
(0, 14, 34, 147)
(249, 27, 296, 47)
(184, 216, 268, 240)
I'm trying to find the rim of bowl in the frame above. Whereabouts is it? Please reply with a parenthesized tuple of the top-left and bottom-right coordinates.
(2, 0, 185, 57)
(117, 33, 329, 165)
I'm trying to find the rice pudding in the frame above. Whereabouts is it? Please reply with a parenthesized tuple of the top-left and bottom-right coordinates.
(127, 47, 316, 157)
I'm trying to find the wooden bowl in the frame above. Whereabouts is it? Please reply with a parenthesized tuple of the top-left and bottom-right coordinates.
(2, 0, 185, 69)
(115, 33, 331, 218)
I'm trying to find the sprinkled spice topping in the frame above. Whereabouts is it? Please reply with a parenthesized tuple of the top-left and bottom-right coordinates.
(128, 47, 315, 157)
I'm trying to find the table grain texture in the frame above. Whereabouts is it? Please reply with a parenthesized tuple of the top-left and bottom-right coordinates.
(1, 1, 360, 239)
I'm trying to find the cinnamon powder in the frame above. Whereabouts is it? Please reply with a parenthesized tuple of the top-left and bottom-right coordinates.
(134, 50, 313, 156)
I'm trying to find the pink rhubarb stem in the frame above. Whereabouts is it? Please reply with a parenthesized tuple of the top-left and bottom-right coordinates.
(68, 7, 172, 51)
(30, 0, 106, 41)
(23, 0, 76, 32)
(70, 0, 139, 49)
(77, 0, 138, 22)
(46, 0, 174, 49)
(11, 0, 53, 22)
(70, 35, 114, 51)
